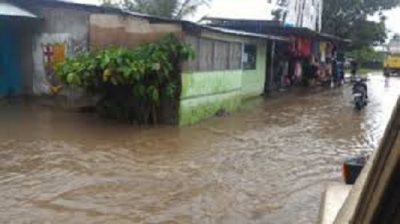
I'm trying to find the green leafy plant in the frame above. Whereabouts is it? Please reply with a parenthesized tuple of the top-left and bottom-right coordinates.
(56, 34, 194, 124)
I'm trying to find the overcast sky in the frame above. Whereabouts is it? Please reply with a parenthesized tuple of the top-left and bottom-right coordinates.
(73, 0, 400, 35)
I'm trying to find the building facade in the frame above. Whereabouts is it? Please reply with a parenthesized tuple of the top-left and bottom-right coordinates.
(274, 0, 323, 31)
(388, 34, 400, 54)
(0, 0, 287, 125)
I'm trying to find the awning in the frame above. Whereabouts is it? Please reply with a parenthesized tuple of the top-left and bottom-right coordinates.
(0, 2, 38, 18)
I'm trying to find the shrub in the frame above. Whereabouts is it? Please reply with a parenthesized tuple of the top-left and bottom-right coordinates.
(56, 34, 194, 124)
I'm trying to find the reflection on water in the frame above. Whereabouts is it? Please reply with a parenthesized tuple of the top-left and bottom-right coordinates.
(0, 75, 399, 224)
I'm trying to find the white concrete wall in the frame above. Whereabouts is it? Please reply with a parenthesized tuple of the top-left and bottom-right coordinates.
(32, 33, 72, 95)
(283, 0, 323, 31)
(29, 6, 89, 98)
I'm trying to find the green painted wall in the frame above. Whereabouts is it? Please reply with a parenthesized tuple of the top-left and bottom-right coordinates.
(241, 44, 267, 99)
(180, 70, 242, 126)
(180, 90, 241, 125)
(181, 70, 242, 99)
(179, 43, 267, 126)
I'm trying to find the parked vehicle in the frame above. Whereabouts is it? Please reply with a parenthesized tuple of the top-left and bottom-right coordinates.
(383, 55, 400, 76)
(384, 35, 400, 76)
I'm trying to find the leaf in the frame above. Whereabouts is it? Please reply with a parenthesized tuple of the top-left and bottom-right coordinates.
(74, 76, 82, 86)
(101, 55, 111, 69)
(67, 73, 76, 84)
(148, 87, 159, 103)
(116, 57, 123, 65)
(121, 67, 132, 79)
(165, 83, 176, 98)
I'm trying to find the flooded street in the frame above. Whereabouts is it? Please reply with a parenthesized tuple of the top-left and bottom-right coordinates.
(0, 74, 399, 224)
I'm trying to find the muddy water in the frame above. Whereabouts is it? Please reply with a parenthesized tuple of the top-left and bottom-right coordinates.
(0, 74, 398, 224)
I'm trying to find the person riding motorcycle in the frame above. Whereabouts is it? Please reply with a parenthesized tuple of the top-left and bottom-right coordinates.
(350, 60, 358, 77)
(352, 78, 368, 100)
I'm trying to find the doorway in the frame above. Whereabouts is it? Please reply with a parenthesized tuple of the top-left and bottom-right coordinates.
(0, 21, 21, 97)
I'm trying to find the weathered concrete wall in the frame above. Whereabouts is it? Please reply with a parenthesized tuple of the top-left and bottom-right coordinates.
(179, 33, 268, 125)
(28, 6, 89, 100)
(89, 14, 182, 49)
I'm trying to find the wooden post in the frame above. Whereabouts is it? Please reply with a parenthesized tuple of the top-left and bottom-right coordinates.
(269, 40, 276, 91)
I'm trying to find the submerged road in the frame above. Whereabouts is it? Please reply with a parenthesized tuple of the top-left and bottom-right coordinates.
(0, 74, 398, 223)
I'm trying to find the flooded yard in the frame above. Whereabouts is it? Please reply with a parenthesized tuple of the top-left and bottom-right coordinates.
(0, 74, 398, 223)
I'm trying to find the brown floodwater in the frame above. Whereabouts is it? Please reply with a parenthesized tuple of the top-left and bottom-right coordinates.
(0, 74, 398, 224)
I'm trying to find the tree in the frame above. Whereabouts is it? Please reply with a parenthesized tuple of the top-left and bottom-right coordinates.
(347, 46, 385, 64)
(322, 0, 400, 49)
(102, 0, 210, 19)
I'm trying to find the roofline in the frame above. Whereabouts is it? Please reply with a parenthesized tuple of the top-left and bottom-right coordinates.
(15, 0, 174, 22)
(200, 16, 272, 22)
(148, 20, 289, 41)
(198, 25, 289, 41)
(200, 16, 350, 44)
(15, 0, 120, 13)
(15, 0, 288, 42)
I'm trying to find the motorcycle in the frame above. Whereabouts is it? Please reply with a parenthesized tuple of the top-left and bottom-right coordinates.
(353, 91, 366, 110)
(352, 79, 368, 111)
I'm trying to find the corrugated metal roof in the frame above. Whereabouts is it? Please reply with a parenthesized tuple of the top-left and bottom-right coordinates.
(14, 0, 288, 41)
(201, 17, 351, 44)
(204, 26, 289, 41)
(0, 2, 38, 18)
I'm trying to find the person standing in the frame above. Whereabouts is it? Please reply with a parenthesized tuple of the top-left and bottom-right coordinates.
(337, 60, 345, 85)
(351, 60, 358, 78)
(331, 59, 338, 88)
(336, 60, 344, 86)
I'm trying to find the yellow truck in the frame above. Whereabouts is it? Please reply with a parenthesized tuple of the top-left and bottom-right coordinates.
(384, 35, 400, 76)
(383, 54, 400, 75)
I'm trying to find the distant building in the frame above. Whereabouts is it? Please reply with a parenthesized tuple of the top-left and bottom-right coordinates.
(273, 0, 323, 32)
(388, 34, 400, 54)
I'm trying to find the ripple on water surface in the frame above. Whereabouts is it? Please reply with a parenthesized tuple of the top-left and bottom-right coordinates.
(0, 75, 399, 223)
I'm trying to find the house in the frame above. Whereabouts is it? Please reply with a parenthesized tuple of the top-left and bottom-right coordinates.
(0, 0, 287, 125)
(202, 17, 350, 90)
(178, 25, 287, 125)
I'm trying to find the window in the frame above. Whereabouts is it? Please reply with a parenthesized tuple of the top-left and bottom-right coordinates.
(229, 42, 242, 70)
(184, 36, 244, 72)
(185, 36, 199, 71)
(243, 44, 257, 70)
(213, 40, 229, 70)
(199, 38, 214, 71)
